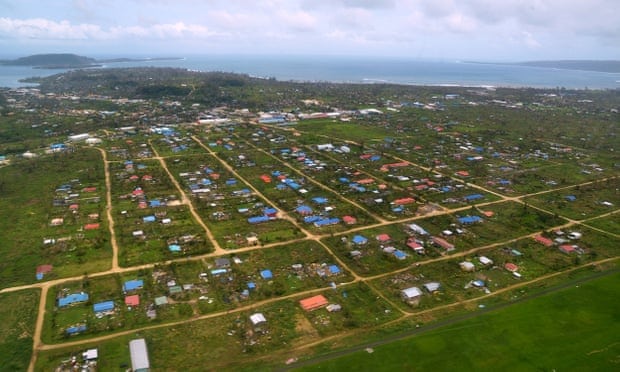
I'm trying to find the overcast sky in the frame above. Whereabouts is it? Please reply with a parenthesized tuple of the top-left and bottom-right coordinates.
(1, 0, 618, 61)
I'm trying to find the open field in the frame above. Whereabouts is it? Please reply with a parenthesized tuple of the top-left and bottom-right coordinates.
(299, 270, 620, 372)
(0, 289, 40, 372)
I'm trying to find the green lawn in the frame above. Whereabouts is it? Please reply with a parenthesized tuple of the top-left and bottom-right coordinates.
(300, 270, 620, 371)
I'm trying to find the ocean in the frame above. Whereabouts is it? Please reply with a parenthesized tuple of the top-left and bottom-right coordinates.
(1, 54, 619, 90)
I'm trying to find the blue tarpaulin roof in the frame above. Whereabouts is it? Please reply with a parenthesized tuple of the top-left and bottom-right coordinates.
(248, 215, 270, 224)
(66, 325, 87, 334)
(458, 215, 483, 224)
(329, 265, 341, 274)
(93, 300, 114, 313)
(295, 205, 313, 214)
(352, 235, 368, 244)
(123, 279, 144, 292)
(314, 218, 340, 227)
(58, 293, 89, 307)
(312, 197, 328, 204)
(260, 269, 273, 279)
(464, 194, 484, 201)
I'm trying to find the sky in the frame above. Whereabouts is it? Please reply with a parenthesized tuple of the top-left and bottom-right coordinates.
(0, 0, 618, 61)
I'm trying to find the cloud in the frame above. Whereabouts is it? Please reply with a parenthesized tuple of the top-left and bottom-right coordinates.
(0, 17, 223, 41)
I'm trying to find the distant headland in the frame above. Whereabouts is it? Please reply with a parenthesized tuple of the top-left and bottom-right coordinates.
(466, 60, 620, 74)
(0, 53, 184, 69)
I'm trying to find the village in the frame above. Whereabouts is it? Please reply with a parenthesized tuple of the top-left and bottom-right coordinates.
(0, 69, 617, 371)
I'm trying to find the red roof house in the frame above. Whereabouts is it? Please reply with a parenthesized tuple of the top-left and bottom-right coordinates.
(534, 235, 553, 247)
(376, 233, 391, 243)
(84, 223, 100, 230)
(393, 197, 415, 205)
(300, 295, 329, 311)
(125, 294, 140, 307)
(342, 215, 357, 225)
(504, 263, 519, 272)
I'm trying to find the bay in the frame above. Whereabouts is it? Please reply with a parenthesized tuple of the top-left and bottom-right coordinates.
(1, 54, 619, 89)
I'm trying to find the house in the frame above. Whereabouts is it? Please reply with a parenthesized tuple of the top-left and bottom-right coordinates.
(432, 236, 455, 251)
(249, 312, 267, 327)
(565, 195, 577, 202)
(326, 303, 342, 312)
(248, 215, 270, 224)
(66, 324, 87, 335)
(123, 279, 144, 292)
(400, 286, 423, 303)
(393, 197, 415, 206)
(129, 339, 150, 372)
(459, 261, 475, 272)
(313, 217, 340, 227)
(352, 235, 368, 245)
(36, 264, 53, 280)
(58, 292, 89, 307)
(154, 296, 168, 306)
(260, 269, 273, 280)
(423, 282, 441, 293)
(534, 235, 554, 247)
(143, 215, 156, 223)
(84, 223, 100, 230)
(376, 233, 391, 243)
(407, 223, 429, 235)
(246, 236, 259, 245)
(559, 244, 577, 254)
(300, 295, 329, 311)
(463, 194, 484, 202)
(215, 258, 231, 268)
(168, 244, 181, 252)
(93, 300, 114, 313)
(458, 215, 482, 224)
(125, 294, 140, 307)
(342, 215, 357, 225)
(393, 250, 407, 260)
(406, 240, 425, 254)
(479, 256, 493, 266)
(504, 263, 519, 272)
(82, 348, 98, 361)
(295, 205, 313, 215)
(328, 265, 341, 275)
(312, 197, 328, 204)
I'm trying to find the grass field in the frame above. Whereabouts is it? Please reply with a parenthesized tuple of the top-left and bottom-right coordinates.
(299, 270, 620, 371)
(0, 289, 40, 372)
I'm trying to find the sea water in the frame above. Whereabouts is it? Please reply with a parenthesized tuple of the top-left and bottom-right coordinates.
(0, 54, 618, 89)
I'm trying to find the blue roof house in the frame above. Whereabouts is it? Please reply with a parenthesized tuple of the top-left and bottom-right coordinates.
(458, 215, 483, 224)
(312, 197, 329, 204)
(93, 300, 114, 313)
(328, 265, 341, 275)
(123, 279, 144, 292)
(260, 269, 273, 280)
(464, 194, 484, 202)
(352, 235, 368, 245)
(143, 215, 156, 223)
(66, 325, 87, 335)
(58, 292, 89, 307)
